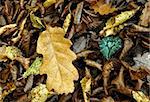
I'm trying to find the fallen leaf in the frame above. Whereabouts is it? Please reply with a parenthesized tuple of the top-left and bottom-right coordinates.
(138, 0, 150, 27)
(77, 50, 94, 58)
(23, 57, 42, 78)
(29, 84, 53, 102)
(63, 13, 71, 33)
(24, 75, 34, 92)
(84, 59, 102, 71)
(30, 13, 45, 29)
(43, 0, 57, 8)
(99, 8, 139, 36)
(0, 46, 29, 69)
(111, 67, 133, 96)
(102, 60, 114, 95)
(80, 68, 91, 102)
(37, 26, 79, 94)
(0, 82, 16, 101)
(99, 36, 122, 59)
(133, 52, 150, 69)
(0, 24, 16, 35)
(132, 91, 150, 102)
(92, 1, 117, 15)
(119, 38, 133, 59)
(74, 2, 84, 24)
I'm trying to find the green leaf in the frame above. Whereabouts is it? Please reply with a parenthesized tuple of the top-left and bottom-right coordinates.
(99, 36, 122, 59)
(23, 57, 42, 78)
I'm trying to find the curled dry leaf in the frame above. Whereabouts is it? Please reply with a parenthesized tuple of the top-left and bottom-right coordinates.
(0, 24, 16, 35)
(63, 13, 71, 33)
(29, 84, 53, 102)
(138, 0, 150, 27)
(24, 75, 34, 92)
(37, 26, 79, 94)
(0, 46, 29, 69)
(84, 59, 102, 71)
(111, 67, 133, 96)
(132, 91, 150, 102)
(23, 57, 42, 78)
(80, 68, 91, 102)
(91, 0, 117, 15)
(74, 2, 84, 24)
(100, 8, 139, 36)
(77, 50, 94, 58)
(119, 38, 133, 59)
(102, 60, 114, 95)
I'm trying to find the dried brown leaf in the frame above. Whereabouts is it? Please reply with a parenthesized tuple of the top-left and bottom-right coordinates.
(92, 0, 117, 15)
(84, 59, 102, 71)
(102, 61, 114, 95)
(0, 24, 16, 35)
(139, 0, 150, 27)
(111, 67, 133, 95)
(119, 38, 134, 59)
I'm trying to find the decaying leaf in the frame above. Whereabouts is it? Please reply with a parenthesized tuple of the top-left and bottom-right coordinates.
(100, 8, 139, 36)
(23, 57, 42, 78)
(138, 0, 150, 27)
(99, 36, 122, 59)
(77, 50, 94, 58)
(133, 52, 150, 69)
(0, 82, 16, 101)
(91, 0, 117, 15)
(80, 68, 91, 102)
(0, 46, 29, 69)
(102, 60, 114, 95)
(0, 24, 16, 35)
(132, 91, 150, 102)
(74, 2, 84, 24)
(84, 59, 102, 71)
(29, 84, 53, 102)
(24, 75, 34, 92)
(43, 0, 57, 8)
(111, 67, 133, 95)
(30, 13, 45, 29)
(37, 26, 79, 94)
(63, 13, 71, 33)
(119, 38, 133, 59)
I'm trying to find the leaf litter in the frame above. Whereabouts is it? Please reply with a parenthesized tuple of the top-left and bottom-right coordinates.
(0, 0, 150, 102)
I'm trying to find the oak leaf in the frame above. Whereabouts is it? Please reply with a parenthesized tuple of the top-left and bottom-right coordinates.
(37, 26, 79, 94)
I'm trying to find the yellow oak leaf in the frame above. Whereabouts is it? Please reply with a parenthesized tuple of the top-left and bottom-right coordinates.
(92, 0, 117, 15)
(37, 26, 79, 94)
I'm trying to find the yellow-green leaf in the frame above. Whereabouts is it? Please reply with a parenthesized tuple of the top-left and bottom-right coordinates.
(63, 13, 71, 33)
(30, 13, 44, 29)
(37, 26, 79, 94)
(43, 0, 56, 8)
(23, 57, 42, 78)
(132, 91, 150, 102)
(0, 46, 29, 69)
(30, 84, 53, 102)
(100, 8, 139, 36)
(80, 68, 91, 102)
